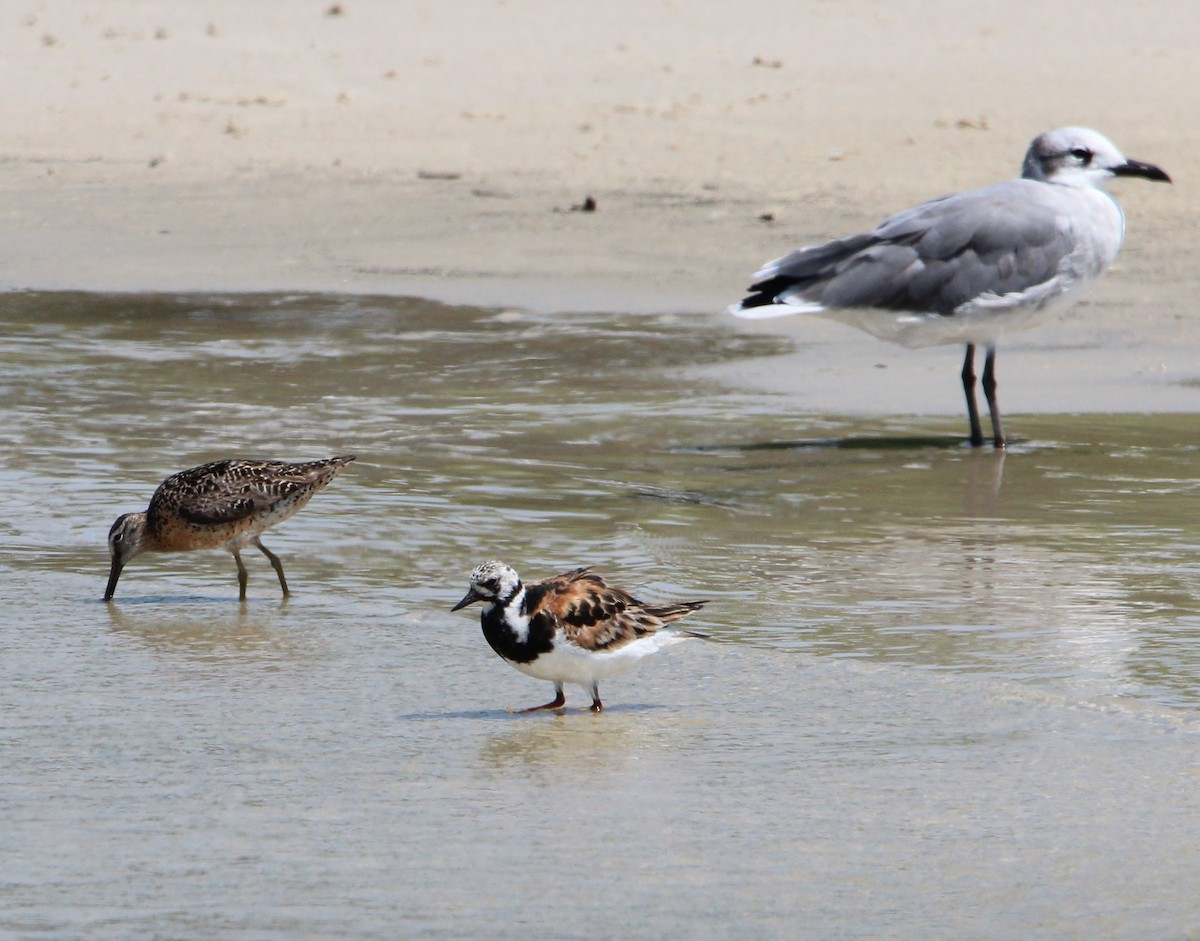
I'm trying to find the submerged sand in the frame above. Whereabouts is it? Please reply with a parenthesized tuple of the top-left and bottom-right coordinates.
(1, 0, 1197, 413)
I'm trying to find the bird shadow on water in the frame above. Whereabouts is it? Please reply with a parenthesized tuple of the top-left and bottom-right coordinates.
(679, 434, 974, 454)
(674, 431, 1063, 458)
(396, 702, 670, 722)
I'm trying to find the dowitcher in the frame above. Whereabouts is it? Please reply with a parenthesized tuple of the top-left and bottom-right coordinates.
(451, 560, 707, 712)
(105, 455, 356, 601)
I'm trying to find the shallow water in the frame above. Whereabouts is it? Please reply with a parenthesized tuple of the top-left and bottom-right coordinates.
(3, 292, 1200, 940)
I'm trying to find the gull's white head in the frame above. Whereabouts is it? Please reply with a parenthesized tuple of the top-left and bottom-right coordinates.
(1021, 126, 1171, 189)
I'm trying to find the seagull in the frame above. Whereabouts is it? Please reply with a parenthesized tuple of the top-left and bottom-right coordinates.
(731, 127, 1170, 447)
(451, 560, 707, 712)
(105, 456, 356, 601)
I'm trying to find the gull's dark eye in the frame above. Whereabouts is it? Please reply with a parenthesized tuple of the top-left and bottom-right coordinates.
(1070, 147, 1092, 164)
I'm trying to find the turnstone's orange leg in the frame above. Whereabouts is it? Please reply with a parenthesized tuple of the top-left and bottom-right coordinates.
(254, 538, 290, 596)
(517, 683, 566, 713)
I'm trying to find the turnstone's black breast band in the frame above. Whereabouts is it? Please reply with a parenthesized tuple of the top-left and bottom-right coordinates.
(480, 604, 554, 665)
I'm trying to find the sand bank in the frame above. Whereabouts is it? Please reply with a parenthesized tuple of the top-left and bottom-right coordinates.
(1, 0, 1197, 411)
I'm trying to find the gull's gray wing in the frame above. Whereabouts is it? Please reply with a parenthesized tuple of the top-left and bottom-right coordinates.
(737, 180, 1075, 316)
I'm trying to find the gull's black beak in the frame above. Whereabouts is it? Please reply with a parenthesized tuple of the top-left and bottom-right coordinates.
(451, 588, 481, 612)
(104, 560, 123, 601)
(1113, 158, 1171, 183)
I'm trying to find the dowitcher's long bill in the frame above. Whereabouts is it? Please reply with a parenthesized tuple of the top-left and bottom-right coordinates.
(730, 127, 1170, 448)
(105, 455, 356, 601)
(451, 560, 707, 712)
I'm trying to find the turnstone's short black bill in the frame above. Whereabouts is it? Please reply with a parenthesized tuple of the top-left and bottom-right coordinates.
(105, 455, 356, 601)
(451, 560, 708, 713)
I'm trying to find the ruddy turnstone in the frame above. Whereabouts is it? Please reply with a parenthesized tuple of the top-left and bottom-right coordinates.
(731, 127, 1170, 448)
(451, 560, 707, 712)
(105, 455, 355, 601)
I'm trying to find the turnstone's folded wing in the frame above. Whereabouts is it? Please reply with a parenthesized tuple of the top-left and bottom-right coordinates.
(529, 568, 705, 652)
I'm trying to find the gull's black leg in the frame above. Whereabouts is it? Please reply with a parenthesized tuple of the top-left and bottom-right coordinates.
(961, 344, 985, 447)
(981, 346, 1005, 449)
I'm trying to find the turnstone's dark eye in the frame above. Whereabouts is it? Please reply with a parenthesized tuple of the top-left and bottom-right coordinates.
(1070, 147, 1092, 164)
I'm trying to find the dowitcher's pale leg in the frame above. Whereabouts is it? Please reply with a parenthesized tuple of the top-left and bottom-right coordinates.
(515, 683, 566, 713)
(232, 550, 249, 601)
(982, 345, 1005, 449)
(254, 538, 289, 597)
(589, 682, 603, 713)
(961, 343, 985, 448)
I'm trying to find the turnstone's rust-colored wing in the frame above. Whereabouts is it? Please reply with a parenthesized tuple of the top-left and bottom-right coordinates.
(529, 568, 706, 652)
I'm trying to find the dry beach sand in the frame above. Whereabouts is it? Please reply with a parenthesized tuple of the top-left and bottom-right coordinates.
(2, 0, 1198, 415)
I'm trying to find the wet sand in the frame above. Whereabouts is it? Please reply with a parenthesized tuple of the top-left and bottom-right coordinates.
(1, 0, 1198, 411)
(8, 293, 1200, 941)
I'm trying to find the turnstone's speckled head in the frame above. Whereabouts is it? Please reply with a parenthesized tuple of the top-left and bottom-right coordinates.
(451, 560, 523, 611)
